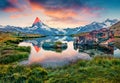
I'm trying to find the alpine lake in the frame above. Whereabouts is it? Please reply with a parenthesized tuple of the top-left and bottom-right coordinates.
(19, 36, 120, 68)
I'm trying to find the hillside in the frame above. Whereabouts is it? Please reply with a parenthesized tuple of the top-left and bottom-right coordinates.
(110, 21, 120, 48)
(110, 21, 120, 37)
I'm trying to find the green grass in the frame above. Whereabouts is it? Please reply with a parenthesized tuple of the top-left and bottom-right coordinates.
(46, 56, 120, 83)
(0, 41, 30, 64)
(114, 38, 120, 49)
(0, 32, 18, 43)
(0, 65, 48, 83)
(71, 32, 89, 37)
(55, 41, 62, 45)
(0, 32, 30, 64)
(16, 33, 45, 38)
(0, 56, 120, 83)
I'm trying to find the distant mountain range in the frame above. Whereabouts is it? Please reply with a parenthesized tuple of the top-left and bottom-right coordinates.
(0, 17, 119, 35)
(64, 19, 118, 35)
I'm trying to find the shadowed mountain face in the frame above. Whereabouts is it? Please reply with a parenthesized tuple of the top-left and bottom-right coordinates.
(0, 18, 119, 35)
(110, 21, 120, 37)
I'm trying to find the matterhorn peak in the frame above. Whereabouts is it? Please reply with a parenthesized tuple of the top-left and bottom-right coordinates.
(33, 17, 41, 24)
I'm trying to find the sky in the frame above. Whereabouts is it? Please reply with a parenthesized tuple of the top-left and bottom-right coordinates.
(0, 0, 120, 28)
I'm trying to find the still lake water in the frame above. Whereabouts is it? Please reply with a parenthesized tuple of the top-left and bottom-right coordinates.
(18, 36, 120, 67)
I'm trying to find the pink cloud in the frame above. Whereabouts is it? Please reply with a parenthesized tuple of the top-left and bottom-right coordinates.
(10, 13, 31, 19)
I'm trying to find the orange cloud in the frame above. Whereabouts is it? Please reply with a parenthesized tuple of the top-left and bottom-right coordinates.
(45, 10, 77, 19)
(29, 2, 100, 20)
(10, 14, 21, 19)
(30, 2, 44, 11)
(10, 13, 31, 19)
(3, 7, 22, 12)
(30, 2, 78, 19)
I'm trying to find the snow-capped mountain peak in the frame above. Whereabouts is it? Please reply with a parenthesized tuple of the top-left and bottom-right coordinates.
(91, 21, 97, 25)
(104, 18, 118, 23)
(29, 17, 55, 35)
(103, 18, 118, 27)
(33, 17, 41, 24)
(32, 17, 42, 27)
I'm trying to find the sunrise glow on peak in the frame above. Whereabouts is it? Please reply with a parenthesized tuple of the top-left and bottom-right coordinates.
(33, 17, 41, 24)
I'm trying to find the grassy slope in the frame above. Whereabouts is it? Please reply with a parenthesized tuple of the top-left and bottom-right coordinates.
(0, 32, 30, 64)
(110, 21, 120, 48)
(47, 56, 120, 83)
(114, 38, 120, 49)
(18, 33, 45, 38)
(110, 21, 120, 37)
(0, 32, 17, 43)
(71, 32, 88, 37)
(0, 56, 120, 83)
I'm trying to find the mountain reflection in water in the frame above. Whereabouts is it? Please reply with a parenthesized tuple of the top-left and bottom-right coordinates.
(74, 44, 114, 56)
(18, 36, 120, 67)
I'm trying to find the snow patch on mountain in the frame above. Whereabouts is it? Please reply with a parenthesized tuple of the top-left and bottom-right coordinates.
(41, 25, 51, 31)
(0, 25, 3, 28)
